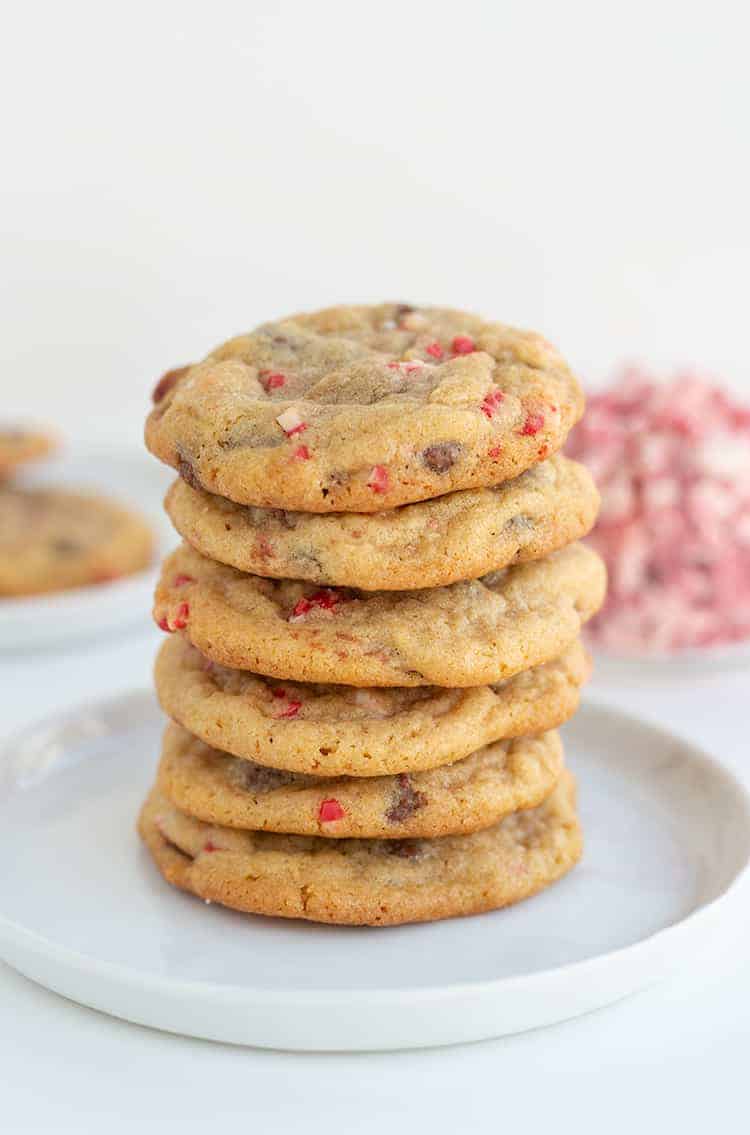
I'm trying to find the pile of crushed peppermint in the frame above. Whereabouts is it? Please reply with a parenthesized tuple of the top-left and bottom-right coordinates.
(567, 367, 750, 654)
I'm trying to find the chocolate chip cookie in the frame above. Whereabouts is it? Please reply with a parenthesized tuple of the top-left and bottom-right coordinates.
(145, 304, 583, 513)
(0, 486, 154, 596)
(153, 541, 605, 686)
(156, 721, 564, 839)
(165, 455, 599, 590)
(155, 636, 589, 776)
(138, 772, 581, 925)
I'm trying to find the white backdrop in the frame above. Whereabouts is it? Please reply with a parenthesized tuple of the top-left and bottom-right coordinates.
(2, 1, 749, 447)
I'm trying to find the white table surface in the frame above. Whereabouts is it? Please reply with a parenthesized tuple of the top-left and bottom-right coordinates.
(1, 623, 748, 1133)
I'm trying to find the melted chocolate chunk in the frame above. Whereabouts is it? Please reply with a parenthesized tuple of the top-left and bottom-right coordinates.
(386, 839, 422, 859)
(385, 774, 427, 823)
(177, 457, 203, 491)
(238, 761, 301, 794)
(421, 442, 463, 474)
(152, 365, 189, 403)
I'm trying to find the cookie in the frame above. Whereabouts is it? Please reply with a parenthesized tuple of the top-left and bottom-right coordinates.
(0, 426, 57, 477)
(138, 772, 581, 926)
(145, 304, 583, 513)
(0, 487, 154, 596)
(165, 455, 599, 591)
(155, 636, 589, 776)
(156, 721, 564, 839)
(153, 541, 605, 687)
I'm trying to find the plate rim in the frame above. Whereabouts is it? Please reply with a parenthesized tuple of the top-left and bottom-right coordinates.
(1, 692, 749, 1008)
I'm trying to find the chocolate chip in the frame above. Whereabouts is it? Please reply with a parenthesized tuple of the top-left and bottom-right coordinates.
(421, 442, 462, 474)
(270, 508, 299, 530)
(385, 774, 427, 823)
(386, 839, 422, 859)
(238, 761, 300, 794)
(152, 365, 189, 403)
(177, 457, 203, 491)
(51, 538, 81, 555)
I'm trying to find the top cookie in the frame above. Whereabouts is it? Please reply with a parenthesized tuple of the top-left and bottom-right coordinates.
(145, 304, 583, 513)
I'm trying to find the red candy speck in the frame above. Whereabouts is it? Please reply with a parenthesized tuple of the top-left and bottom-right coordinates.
(174, 574, 195, 587)
(261, 371, 286, 390)
(425, 342, 444, 360)
(171, 602, 190, 630)
(368, 464, 390, 493)
(520, 411, 545, 436)
(292, 445, 311, 460)
(290, 588, 342, 620)
(452, 335, 476, 355)
(156, 615, 170, 632)
(274, 699, 302, 719)
(481, 389, 504, 419)
(319, 798, 345, 823)
(203, 840, 220, 853)
(488, 445, 503, 458)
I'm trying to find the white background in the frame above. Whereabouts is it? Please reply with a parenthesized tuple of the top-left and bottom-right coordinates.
(2, 1, 750, 440)
(2, 3, 750, 1131)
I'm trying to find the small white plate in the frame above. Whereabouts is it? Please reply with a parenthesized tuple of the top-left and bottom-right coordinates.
(0, 447, 175, 649)
(0, 694, 748, 1051)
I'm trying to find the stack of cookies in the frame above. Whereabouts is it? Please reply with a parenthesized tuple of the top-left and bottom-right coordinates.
(139, 304, 604, 926)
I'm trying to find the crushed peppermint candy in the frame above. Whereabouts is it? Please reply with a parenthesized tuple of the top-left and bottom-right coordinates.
(289, 588, 343, 620)
(275, 407, 308, 437)
(261, 370, 287, 390)
(318, 798, 346, 822)
(519, 410, 545, 436)
(367, 464, 390, 493)
(173, 574, 195, 587)
(425, 341, 444, 360)
(568, 367, 750, 653)
(481, 389, 505, 419)
(452, 335, 476, 355)
(387, 360, 426, 374)
(291, 444, 311, 460)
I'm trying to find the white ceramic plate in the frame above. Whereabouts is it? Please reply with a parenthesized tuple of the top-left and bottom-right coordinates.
(0, 694, 748, 1051)
(0, 447, 175, 650)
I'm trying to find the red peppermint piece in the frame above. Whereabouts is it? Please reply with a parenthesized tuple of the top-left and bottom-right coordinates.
(488, 444, 503, 458)
(173, 574, 195, 587)
(290, 588, 342, 620)
(274, 699, 302, 719)
(261, 371, 286, 390)
(425, 341, 444, 360)
(156, 615, 171, 632)
(171, 602, 190, 630)
(387, 361, 425, 375)
(481, 389, 505, 419)
(367, 464, 390, 493)
(203, 840, 220, 853)
(318, 798, 345, 823)
(452, 335, 476, 355)
(520, 411, 545, 436)
(292, 444, 311, 460)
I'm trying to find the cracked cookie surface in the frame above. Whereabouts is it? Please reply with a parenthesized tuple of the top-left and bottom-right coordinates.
(155, 636, 589, 775)
(165, 455, 598, 590)
(153, 541, 605, 686)
(156, 721, 564, 839)
(0, 487, 154, 596)
(145, 304, 583, 513)
(138, 772, 581, 925)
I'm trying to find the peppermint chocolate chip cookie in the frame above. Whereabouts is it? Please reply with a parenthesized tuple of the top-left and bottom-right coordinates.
(145, 304, 583, 513)
(0, 426, 57, 477)
(153, 542, 605, 686)
(165, 455, 599, 590)
(0, 487, 154, 596)
(138, 772, 581, 925)
(157, 721, 564, 839)
(155, 636, 589, 776)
